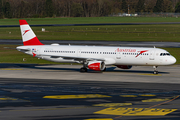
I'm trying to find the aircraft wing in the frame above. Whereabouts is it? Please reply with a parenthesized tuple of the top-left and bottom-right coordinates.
(43, 54, 105, 62)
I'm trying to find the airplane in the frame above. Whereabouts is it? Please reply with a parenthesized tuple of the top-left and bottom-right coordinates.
(16, 20, 176, 74)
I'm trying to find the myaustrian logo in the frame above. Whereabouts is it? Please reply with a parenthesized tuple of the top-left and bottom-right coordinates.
(116, 48, 136, 52)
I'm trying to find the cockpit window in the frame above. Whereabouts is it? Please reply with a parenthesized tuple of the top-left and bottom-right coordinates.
(160, 53, 171, 56)
(166, 53, 170, 56)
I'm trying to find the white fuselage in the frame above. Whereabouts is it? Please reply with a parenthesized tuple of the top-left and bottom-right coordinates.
(17, 45, 176, 66)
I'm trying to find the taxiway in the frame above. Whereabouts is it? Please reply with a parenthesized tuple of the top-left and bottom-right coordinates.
(0, 64, 180, 120)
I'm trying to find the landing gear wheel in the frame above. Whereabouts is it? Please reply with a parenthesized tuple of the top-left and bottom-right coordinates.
(154, 71, 158, 74)
(80, 67, 87, 72)
(153, 66, 158, 75)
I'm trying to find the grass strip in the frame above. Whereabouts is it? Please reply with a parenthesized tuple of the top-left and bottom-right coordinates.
(1, 24, 180, 42)
(1, 17, 180, 25)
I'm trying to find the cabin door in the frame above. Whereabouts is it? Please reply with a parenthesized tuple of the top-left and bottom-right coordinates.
(149, 50, 155, 60)
(77, 49, 81, 57)
(116, 51, 121, 59)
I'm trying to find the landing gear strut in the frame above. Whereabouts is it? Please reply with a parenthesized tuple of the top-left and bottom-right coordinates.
(153, 66, 158, 74)
(80, 61, 88, 72)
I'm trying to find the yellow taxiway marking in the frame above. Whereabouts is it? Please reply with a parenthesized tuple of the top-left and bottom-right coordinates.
(0, 68, 22, 70)
(120, 95, 137, 97)
(94, 107, 177, 116)
(139, 94, 156, 97)
(138, 73, 162, 76)
(0, 97, 17, 101)
(142, 98, 170, 102)
(84, 118, 113, 120)
(93, 103, 132, 107)
(43, 94, 111, 99)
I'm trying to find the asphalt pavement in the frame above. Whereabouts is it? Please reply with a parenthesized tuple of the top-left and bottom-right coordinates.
(0, 64, 180, 120)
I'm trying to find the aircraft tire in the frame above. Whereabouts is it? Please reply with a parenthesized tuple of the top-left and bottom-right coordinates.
(80, 67, 87, 72)
(153, 71, 158, 74)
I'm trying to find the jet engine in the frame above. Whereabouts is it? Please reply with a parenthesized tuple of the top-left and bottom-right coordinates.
(88, 61, 106, 71)
(116, 65, 132, 69)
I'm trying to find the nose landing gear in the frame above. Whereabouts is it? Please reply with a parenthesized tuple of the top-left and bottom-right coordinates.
(153, 66, 158, 74)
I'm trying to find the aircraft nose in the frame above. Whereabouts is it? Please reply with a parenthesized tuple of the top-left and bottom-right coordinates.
(170, 56, 176, 64)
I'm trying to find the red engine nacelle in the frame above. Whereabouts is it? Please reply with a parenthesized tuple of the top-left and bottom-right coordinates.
(88, 61, 106, 71)
(116, 65, 132, 69)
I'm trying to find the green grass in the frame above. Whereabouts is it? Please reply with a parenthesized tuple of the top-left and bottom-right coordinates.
(1, 17, 180, 25)
(0, 17, 180, 42)
(1, 24, 180, 42)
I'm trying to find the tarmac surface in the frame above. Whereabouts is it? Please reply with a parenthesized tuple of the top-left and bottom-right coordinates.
(0, 64, 180, 120)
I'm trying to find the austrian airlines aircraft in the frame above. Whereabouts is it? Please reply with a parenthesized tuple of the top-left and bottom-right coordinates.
(17, 20, 176, 74)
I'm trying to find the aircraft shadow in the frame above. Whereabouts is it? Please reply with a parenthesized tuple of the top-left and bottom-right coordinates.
(0, 63, 169, 74)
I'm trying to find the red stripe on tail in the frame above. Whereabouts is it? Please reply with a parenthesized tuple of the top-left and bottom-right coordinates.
(19, 20, 28, 25)
(23, 37, 44, 46)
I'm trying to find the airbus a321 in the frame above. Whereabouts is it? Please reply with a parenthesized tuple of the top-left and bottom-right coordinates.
(17, 20, 176, 74)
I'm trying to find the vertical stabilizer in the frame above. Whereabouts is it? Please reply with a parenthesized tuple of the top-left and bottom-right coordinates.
(19, 20, 44, 46)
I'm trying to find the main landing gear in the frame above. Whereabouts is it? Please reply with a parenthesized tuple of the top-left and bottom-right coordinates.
(153, 66, 158, 74)
(80, 62, 88, 72)
(80, 67, 87, 72)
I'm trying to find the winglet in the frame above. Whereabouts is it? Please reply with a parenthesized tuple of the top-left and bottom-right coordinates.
(19, 20, 44, 46)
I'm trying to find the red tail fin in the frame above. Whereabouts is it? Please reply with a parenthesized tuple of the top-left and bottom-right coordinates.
(19, 20, 44, 46)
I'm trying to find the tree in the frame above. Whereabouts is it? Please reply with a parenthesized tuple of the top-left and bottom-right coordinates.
(153, 0, 164, 12)
(175, 2, 180, 13)
(4, 2, 11, 18)
(0, 0, 3, 18)
(19, 0, 26, 18)
(0, 0, 179, 19)
(163, 0, 173, 12)
(111, 0, 121, 14)
(45, 0, 54, 17)
(144, 0, 156, 13)
(102, 0, 112, 16)
(122, 0, 127, 13)
(136, 0, 145, 12)
(71, 3, 83, 17)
